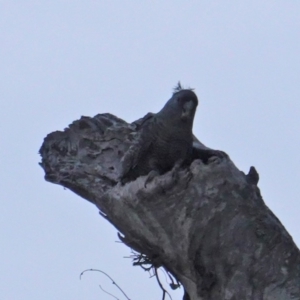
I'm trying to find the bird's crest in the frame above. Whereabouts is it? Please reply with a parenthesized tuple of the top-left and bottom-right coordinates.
(173, 81, 194, 94)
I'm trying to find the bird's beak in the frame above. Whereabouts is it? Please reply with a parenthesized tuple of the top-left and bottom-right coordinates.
(181, 100, 196, 121)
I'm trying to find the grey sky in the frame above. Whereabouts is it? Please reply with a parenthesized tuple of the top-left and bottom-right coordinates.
(1, 1, 299, 299)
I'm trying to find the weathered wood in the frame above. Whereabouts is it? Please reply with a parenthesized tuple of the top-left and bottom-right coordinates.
(39, 113, 300, 300)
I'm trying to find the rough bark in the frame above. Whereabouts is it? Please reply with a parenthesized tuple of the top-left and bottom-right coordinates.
(39, 113, 300, 300)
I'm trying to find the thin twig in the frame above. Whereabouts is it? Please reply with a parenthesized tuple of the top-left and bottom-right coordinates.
(160, 268, 169, 284)
(166, 270, 180, 290)
(154, 268, 172, 300)
(80, 268, 131, 300)
(99, 284, 120, 300)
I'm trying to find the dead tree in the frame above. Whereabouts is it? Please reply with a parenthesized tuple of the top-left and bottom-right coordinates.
(39, 113, 300, 300)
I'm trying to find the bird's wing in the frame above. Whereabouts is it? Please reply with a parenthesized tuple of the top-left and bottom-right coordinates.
(120, 113, 155, 178)
(132, 112, 155, 130)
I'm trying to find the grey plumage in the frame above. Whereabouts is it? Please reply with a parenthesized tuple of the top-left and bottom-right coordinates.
(121, 86, 198, 182)
(121, 84, 227, 183)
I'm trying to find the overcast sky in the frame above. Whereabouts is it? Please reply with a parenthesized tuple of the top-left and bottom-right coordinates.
(1, 1, 299, 300)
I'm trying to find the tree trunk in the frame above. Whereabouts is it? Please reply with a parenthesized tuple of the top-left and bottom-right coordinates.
(39, 113, 300, 300)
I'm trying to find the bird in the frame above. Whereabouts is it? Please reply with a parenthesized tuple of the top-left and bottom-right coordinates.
(121, 83, 227, 184)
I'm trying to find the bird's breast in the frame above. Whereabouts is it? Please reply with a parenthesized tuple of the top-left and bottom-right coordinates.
(150, 130, 193, 171)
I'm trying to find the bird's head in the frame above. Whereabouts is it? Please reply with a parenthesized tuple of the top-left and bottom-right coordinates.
(159, 88, 198, 126)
